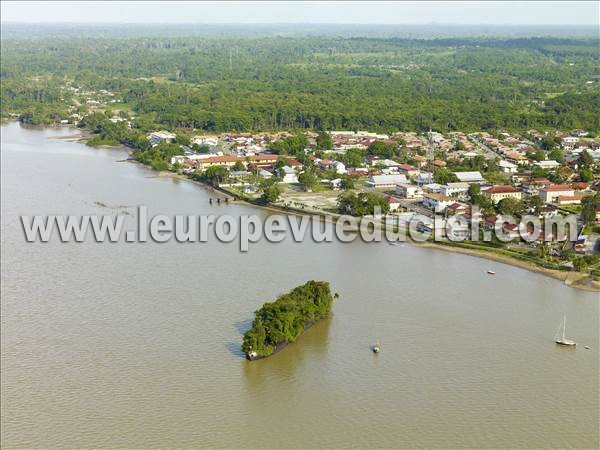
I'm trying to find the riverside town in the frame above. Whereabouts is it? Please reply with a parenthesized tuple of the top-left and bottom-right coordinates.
(2, 3, 599, 449)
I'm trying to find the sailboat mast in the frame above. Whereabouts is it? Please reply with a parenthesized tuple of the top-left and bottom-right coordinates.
(562, 314, 566, 340)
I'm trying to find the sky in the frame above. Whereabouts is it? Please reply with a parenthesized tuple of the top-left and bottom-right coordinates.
(1, 1, 598, 25)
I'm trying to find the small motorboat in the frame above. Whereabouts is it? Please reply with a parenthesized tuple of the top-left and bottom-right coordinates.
(487, 270, 496, 275)
(372, 341, 381, 353)
(584, 346, 591, 350)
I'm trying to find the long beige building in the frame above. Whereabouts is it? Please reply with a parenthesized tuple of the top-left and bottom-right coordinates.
(483, 185, 522, 204)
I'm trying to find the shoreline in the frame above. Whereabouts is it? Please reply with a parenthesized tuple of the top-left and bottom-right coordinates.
(7, 121, 597, 292)
(162, 171, 600, 292)
(417, 242, 600, 292)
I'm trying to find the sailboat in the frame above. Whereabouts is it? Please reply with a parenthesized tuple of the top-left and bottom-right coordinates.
(555, 314, 576, 346)
(487, 261, 496, 275)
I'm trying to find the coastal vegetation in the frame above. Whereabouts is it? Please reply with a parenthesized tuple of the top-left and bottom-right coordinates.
(242, 281, 336, 358)
(337, 192, 390, 216)
(1, 24, 598, 287)
(2, 30, 599, 135)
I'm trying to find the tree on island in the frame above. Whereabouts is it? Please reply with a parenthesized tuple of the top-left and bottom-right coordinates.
(242, 281, 336, 358)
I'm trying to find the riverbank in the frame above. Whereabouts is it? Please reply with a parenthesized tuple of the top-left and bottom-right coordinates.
(417, 242, 600, 292)
(24, 122, 599, 292)
(154, 169, 600, 292)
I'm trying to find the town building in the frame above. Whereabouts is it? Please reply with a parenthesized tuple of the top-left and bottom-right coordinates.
(422, 193, 455, 213)
(538, 185, 575, 203)
(194, 155, 300, 170)
(557, 195, 582, 206)
(332, 161, 347, 175)
(498, 160, 518, 173)
(329, 178, 342, 190)
(147, 131, 176, 147)
(440, 182, 470, 198)
(483, 185, 522, 204)
(533, 160, 561, 170)
(454, 171, 486, 184)
(367, 174, 408, 188)
(281, 166, 298, 184)
(385, 196, 401, 212)
(395, 183, 423, 199)
(397, 164, 419, 178)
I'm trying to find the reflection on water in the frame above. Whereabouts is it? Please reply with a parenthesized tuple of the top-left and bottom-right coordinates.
(1, 123, 598, 449)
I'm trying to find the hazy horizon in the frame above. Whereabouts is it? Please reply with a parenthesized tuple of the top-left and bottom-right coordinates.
(2, 21, 598, 26)
(1, 1, 598, 26)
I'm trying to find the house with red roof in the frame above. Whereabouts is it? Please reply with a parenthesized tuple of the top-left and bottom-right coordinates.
(538, 184, 575, 203)
(483, 185, 522, 204)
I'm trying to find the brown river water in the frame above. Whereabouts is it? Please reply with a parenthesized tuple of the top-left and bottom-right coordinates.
(1, 122, 598, 448)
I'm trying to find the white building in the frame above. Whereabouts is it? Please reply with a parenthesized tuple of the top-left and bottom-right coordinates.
(422, 183, 443, 193)
(533, 160, 561, 170)
(562, 136, 579, 149)
(374, 159, 400, 168)
(483, 185, 522, 204)
(440, 182, 469, 197)
(499, 160, 518, 173)
(539, 185, 575, 203)
(385, 196, 401, 212)
(416, 172, 434, 185)
(454, 171, 485, 184)
(367, 174, 408, 188)
(332, 161, 347, 175)
(330, 178, 343, 190)
(258, 169, 273, 179)
(423, 193, 455, 213)
(395, 183, 423, 199)
(148, 131, 176, 147)
(281, 166, 298, 184)
(192, 136, 219, 146)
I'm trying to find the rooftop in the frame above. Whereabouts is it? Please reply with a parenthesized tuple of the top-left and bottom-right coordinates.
(486, 185, 519, 194)
(540, 184, 574, 192)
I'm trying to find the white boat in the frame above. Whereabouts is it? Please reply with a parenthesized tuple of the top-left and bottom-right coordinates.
(372, 341, 381, 353)
(555, 314, 576, 346)
(487, 270, 496, 275)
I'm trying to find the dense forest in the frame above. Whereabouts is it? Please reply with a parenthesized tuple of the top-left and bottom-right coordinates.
(242, 281, 335, 358)
(1, 26, 599, 133)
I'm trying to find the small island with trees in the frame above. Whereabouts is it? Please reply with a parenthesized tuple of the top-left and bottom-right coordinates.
(242, 281, 337, 360)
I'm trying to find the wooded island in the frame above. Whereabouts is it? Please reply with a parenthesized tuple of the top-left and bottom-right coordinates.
(242, 281, 337, 359)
